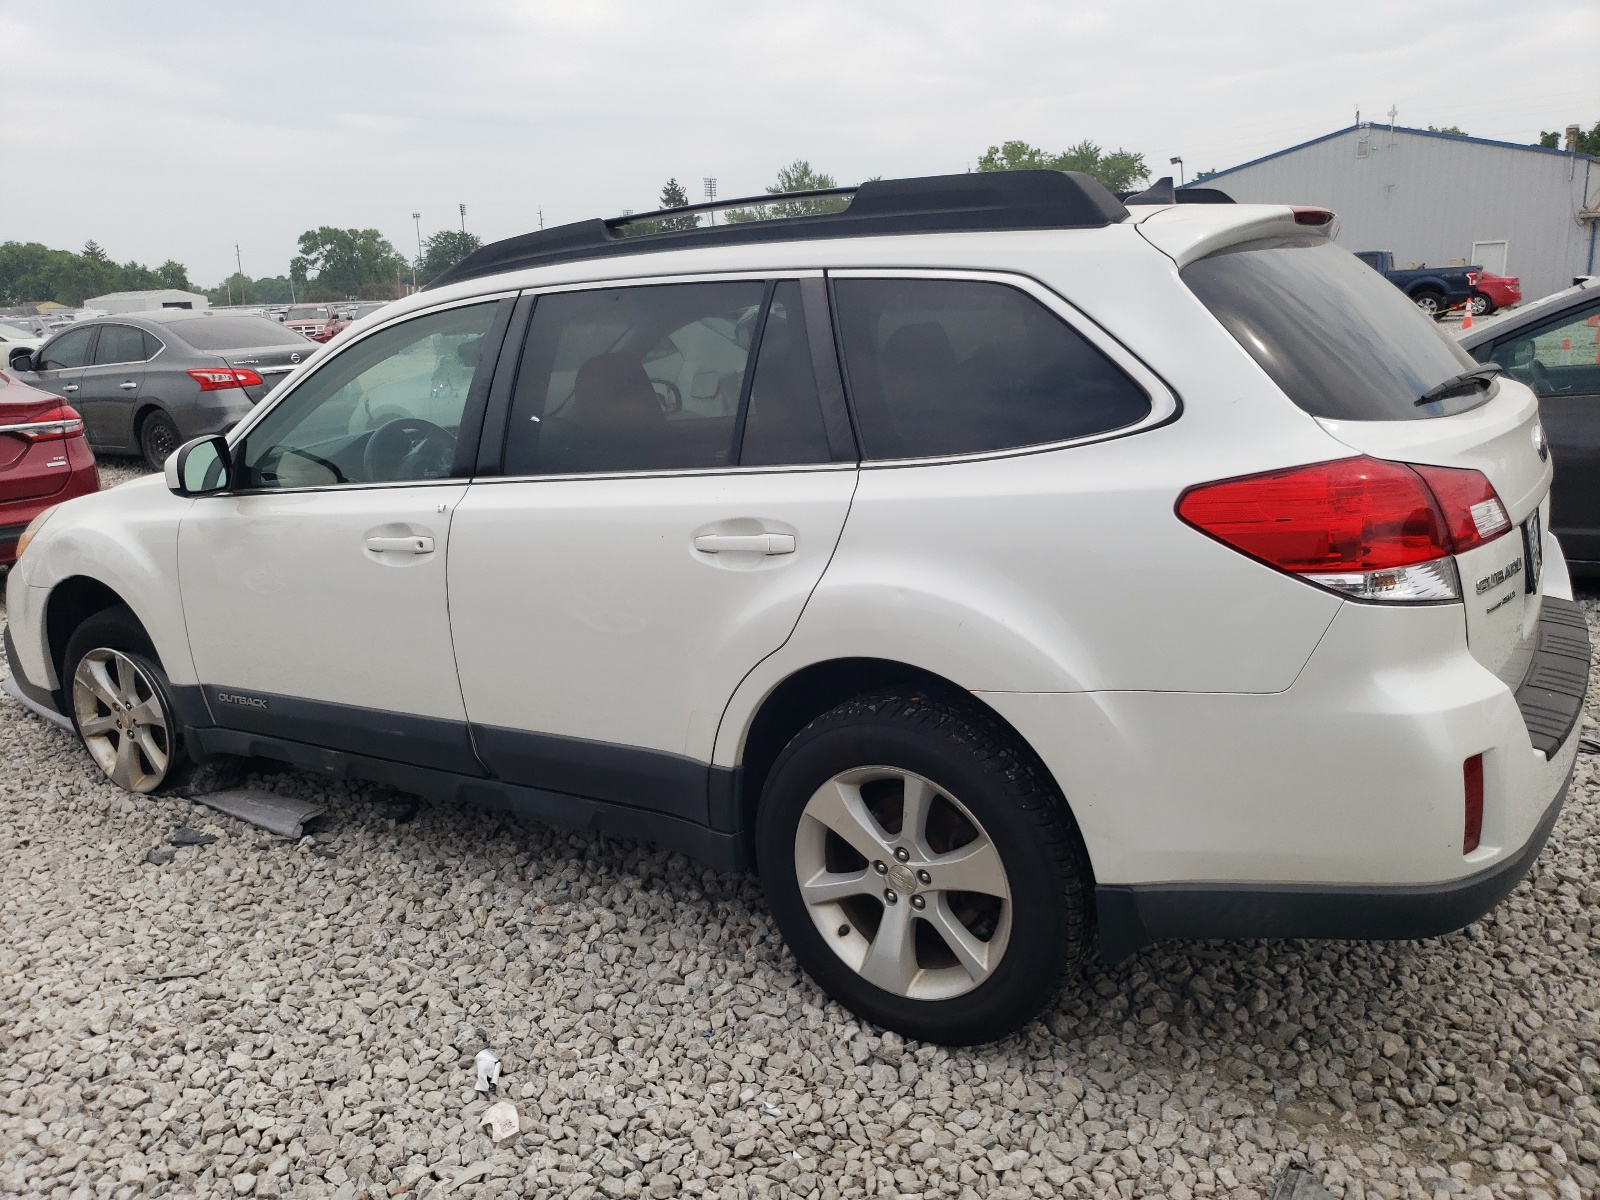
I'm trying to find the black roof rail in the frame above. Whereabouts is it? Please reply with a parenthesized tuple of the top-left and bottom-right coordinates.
(427, 170, 1129, 289)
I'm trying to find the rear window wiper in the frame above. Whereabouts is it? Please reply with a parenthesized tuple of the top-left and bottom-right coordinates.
(1415, 363, 1501, 406)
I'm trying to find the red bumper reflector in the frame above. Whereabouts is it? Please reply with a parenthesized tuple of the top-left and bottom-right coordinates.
(1463, 754, 1484, 854)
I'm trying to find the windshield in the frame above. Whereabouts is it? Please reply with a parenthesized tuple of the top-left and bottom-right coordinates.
(171, 316, 313, 351)
(1183, 238, 1485, 420)
(286, 307, 330, 321)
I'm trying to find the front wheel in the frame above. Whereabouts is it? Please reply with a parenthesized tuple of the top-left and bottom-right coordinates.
(64, 606, 186, 794)
(756, 689, 1092, 1044)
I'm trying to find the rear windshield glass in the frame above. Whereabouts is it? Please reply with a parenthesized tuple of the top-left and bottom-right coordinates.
(170, 317, 311, 351)
(1182, 238, 1485, 420)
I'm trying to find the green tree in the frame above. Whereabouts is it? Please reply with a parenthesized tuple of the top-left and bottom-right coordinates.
(1428, 125, 1468, 136)
(414, 229, 483, 285)
(975, 139, 1149, 193)
(290, 227, 407, 298)
(157, 261, 193, 290)
(656, 178, 699, 231)
(724, 159, 850, 223)
(1538, 121, 1600, 153)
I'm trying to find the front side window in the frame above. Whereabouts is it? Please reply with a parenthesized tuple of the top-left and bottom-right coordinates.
(505, 281, 766, 475)
(833, 278, 1150, 460)
(38, 327, 96, 371)
(238, 302, 498, 489)
(93, 325, 148, 366)
(1485, 299, 1600, 396)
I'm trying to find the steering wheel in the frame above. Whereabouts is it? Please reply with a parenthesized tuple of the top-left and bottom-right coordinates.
(362, 417, 456, 482)
(652, 379, 682, 416)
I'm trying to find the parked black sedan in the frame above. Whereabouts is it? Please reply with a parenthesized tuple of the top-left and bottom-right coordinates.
(1462, 278, 1600, 574)
(5, 311, 317, 469)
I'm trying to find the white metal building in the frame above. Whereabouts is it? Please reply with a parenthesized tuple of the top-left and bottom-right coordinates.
(1184, 124, 1600, 303)
(83, 288, 209, 313)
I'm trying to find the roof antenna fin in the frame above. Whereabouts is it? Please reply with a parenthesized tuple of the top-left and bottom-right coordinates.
(1126, 176, 1176, 205)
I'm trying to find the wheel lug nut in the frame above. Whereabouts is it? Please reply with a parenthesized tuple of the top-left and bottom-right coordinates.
(873, 860, 888, 875)
(917, 869, 931, 885)
(883, 889, 898, 904)
(910, 895, 925, 910)
(894, 847, 910, 863)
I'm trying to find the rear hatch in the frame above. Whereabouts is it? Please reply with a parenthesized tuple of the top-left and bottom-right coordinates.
(0, 373, 76, 504)
(1174, 226, 1552, 687)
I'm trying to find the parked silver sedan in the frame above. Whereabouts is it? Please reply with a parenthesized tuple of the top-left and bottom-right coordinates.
(6, 311, 318, 468)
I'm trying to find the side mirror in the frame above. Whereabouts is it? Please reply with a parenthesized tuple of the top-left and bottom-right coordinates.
(165, 435, 234, 496)
(8, 346, 34, 372)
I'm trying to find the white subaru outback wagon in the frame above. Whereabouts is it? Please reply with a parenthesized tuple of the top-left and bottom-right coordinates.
(4, 171, 1586, 1044)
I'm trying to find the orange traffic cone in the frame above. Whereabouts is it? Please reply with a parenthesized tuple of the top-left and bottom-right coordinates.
(1461, 297, 1473, 331)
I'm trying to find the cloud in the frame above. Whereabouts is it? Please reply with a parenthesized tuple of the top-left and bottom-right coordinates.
(1, 0, 1595, 286)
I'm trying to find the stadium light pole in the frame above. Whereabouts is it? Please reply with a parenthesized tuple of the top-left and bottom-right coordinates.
(412, 212, 422, 292)
(1169, 156, 1185, 185)
(704, 178, 717, 226)
(459, 203, 466, 233)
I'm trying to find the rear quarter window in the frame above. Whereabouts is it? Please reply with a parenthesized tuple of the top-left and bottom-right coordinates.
(1182, 238, 1484, 420)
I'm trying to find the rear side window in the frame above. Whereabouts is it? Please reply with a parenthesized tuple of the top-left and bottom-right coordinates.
(833, 278, 1150, 460)
(173, 316, 310, 351)
(1183, 238, 1482, 420)
(505, 281, 766, 475)
(93, 325, 148, 365)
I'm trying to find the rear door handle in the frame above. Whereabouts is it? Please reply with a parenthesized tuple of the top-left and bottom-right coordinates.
(120, 381, 138, 390)
(63, 384, 78, 393)
(693, 533, 796, 555)
(366, 535, 435, 554)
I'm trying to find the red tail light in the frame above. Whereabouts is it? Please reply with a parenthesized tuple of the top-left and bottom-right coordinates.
(1466, 272, 1479, 285)
(11, 405, 85, 441)
(1291, 206, 1334, 226)
(1177, 456, 1511, 602)
(187, 367, 264, 391)
(1463, 754, 1484, 854)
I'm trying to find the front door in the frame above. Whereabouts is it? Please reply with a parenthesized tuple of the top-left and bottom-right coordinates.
(176, 298, 507, 772)
(1486, 295, 1600, 562)
(449, 278, 857, 825)
(78, 323, 149, 452)
(26, 324, 96, 414)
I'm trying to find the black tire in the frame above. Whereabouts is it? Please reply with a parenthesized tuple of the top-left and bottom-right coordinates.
(1411, 289, 1444, 318)
(63, 605, 187, 794)
(1471, 292, 1495, 317)
(138, 409, 181, 471)
(755, 688, 1091, 1045)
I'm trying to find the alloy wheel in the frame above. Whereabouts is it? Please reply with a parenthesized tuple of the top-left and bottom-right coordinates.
(794, 766, 1012, 1001)
(71, 648, 173, 793)
(1414, 294, 1439, 316)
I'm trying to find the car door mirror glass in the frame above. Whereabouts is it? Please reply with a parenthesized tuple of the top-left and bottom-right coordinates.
(166, 435, 233, 496)
(8, 346, 33, 372)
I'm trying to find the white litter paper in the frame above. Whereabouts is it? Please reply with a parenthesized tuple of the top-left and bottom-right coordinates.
(474, 1049, 501, 1092)
(481, 1100, 520, 1142)
(193, 788, 325, 839)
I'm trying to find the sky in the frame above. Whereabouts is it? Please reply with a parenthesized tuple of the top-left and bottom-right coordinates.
(2, 0, 1597, 288)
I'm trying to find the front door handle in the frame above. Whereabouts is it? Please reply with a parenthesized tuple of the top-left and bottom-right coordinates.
(693, 533, 796, 555)
(120, 381, 138, 391)
(63, 384, 79, 393)
(366, 535, 435, 554)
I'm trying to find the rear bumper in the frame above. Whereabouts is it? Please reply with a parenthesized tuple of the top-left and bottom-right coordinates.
(1095, 758, 1571, 962)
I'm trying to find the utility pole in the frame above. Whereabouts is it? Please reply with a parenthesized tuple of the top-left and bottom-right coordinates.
(538, 208, 544, 230)
(235, 243, 245, 304)
(459, 203, 466, 233)
(412, 212, 422, 292)
(703, 178, 717, 226)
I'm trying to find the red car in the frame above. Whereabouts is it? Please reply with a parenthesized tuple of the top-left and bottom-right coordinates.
(0, 370, 98, 567)
(1471, 270, 1522, 316)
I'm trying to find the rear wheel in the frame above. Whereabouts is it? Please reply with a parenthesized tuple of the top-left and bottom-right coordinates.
(1471, 292, 1495, 317)
(138, 409, 180, 470)
(64, 606, 186, 794)
(756, 689, 1091, 1044)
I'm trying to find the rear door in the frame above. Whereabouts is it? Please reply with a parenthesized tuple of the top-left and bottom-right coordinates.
(78, 323, 149, 452)
(1479, 295, 1600, 564)
(447, 276, 857, 826)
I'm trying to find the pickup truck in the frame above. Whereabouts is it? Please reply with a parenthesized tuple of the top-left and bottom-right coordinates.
(1354, 251, 1477, 318)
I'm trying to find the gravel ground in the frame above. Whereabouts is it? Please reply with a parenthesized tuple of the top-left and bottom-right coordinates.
(3, 463, 1600, 1199)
